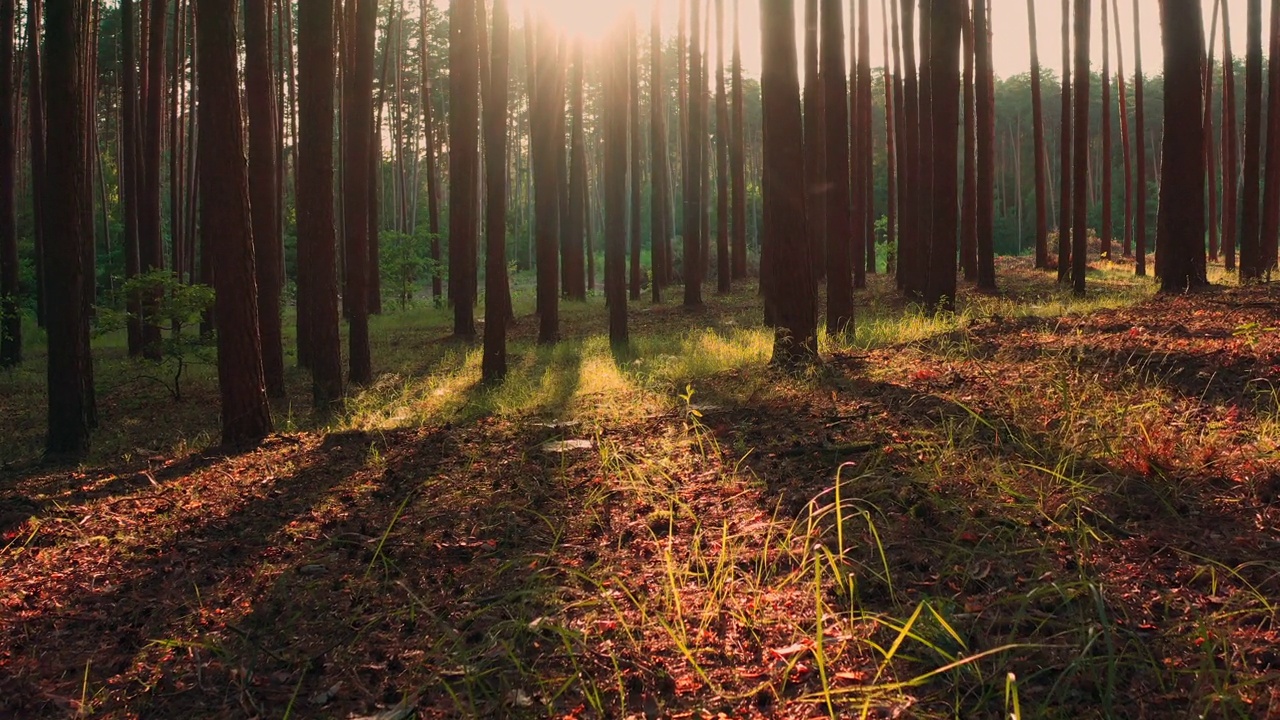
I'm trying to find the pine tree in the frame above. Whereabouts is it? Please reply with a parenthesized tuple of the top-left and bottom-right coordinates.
(821, 0, 851, 332)
(481, 0, 510, 382)
(1157, 0, 1207, 292)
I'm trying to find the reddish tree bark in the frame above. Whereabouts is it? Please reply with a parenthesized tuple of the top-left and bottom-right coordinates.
(683, 0, 704, 306)
(245, 0, 285, 397)
(566, 41, 588, 301)
(960, 3, 977, 280)
(119, 0, 142, 354)
(1100, 0, 1112, 258)
(1205, 0, 1221, 262)
(342, 0, 375, 380)
(1240, 0, 1263, 280)
(26, 0, 46, 329)
(821, 0, 851, 332)
(898, 0, 920, 295)
(296, 0, 343, 407)
(196, 0, 273, 444)
(974, 0, 995, 290)
(762, 0, 817, 367)
(1223, 0, 1239, 271)
(881, 0, 898, 277)
(0, 0, 16, 367)
(631, 16, 645, 300)
(730, 0, 747, 280)
(532, 16, 560, 339)
(927, 0, 961, 312)
(1133, 0, 1148, 276)
(651, 4, 670, 298)
(1260, 0, 1280, 272)
(1058, 0, 1072, 282)
(420, 0, 442, 301)
(715, 0, 730, 293)
(858, 0, 874, 278)
(481, 0, 509, 383)
(802, 0, 823, 281)
(605, 21, 628, 345)
(1157, 0, 1207, 292)
(1028, 0, 1049, 269)
(1113, 0, 1133, 258)
(1071, 0, 1089, 296)
(139, 0, 167, 358)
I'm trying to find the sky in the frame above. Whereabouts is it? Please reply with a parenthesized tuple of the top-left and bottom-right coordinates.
(493, 0, 1270, 81)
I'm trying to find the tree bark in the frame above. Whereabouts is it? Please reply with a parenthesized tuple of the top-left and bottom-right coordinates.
(481, 0, 509, 382)
(296, 0, 343, 408)
(1204, 0, 1221, 262)
(1028, 0, 1048, 269)
(1070, 0, 1089, 296)
(821, 0, 851, 332)
(651, 3, 669, 298)
(532, 16, 560, 340)
(1240, 0, 1263, 280)
(731, 0, 747, 280)
(1133, 0, 1147, 276)
(196, 0, 273, 445)
(898, 0, 919, 295)
(1058, 0, 1072, 282)
(1223, 0, 1239, 271)
(342, 0, 374, 380)
(714, 0, 730, 293)
(606, 21, 628, 345)
(881, 0, 898, 278)
(974, 0, 995, 290)
(420, 0, 442, 301)
(139, 0, 166, 358)
(631, 16, 645, 300)
(858, 0, 874, 278)
(0, 0, 17, 368)
(1100, 0, 1112, 259)
(119, 0, 142, 353)
(245, 0, 285, 397)
(927, 0, 961, 312)
(566, 41, 587, 301)
(1260, 0, 1280, 272)
(960, 2, 977, 280)
(1112, 0, 1132, 258)
(1157, 0, 1207, 292)
(802, 0, 823, 281)
(449, 0, 480, 338)
(684, 0, 704, 306)
(763, 0, 817, 367)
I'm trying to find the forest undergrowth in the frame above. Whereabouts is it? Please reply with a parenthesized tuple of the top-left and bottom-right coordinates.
(3, 258, 1280, 718)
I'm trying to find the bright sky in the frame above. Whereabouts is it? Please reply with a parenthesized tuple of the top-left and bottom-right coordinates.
(497, 0, 1269, 81)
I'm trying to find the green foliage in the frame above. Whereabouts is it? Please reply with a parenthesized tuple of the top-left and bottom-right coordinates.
(380, 228, 441, 310)
(101, 270, 216, 401)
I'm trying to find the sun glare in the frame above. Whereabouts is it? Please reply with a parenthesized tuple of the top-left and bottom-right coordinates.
(520, 0, 650, 40)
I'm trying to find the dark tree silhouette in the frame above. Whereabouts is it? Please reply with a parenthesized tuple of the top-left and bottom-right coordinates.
(630, 16, 644, 300)
(802, 0, 823, 280)
(650, 5, 670, 299)
(1058, 0, 1072, 282)
(881, 0, 898, 277)
(296, 0, 343, 408)
(482, 0, 510, 383)
(715, 0, 730, 293)
(927, 0, 961, 312)
(1240, 0, 1263, 281)
(0, 0, 17, 368)
(567, 41, 588, 302)
(1223, 0, 1239, 271)
(449, 0, 480, 339)
(856, 0, 873, 279)
(420, 0, 442, 301)
(1260, 0, 1280, 271)
(1028, 0, 1048, 269)
(533, 16, 561, 340)
(898, 0, 920, 295)
(1156, 0, 1207, 292)
(1071, 0, 1089, 296)
(1113, 0, 1133, 257)
(196, 0, 273, 445)
(762, 0, 817, 367)
(342, 0, 375, 380)
(139, 0, 167, 359)
(960, 5, 977, 280)
(26, 0, 45, 329)
(119, 0, 142, 354)
(974, 0, 995, 291)
(1204, 0, 1221, 262)
(731, 0, 747, 281)
(1133, 0, 1147, 276)
(1100, 0, 1112, 259)
(605, 20, 628, 346)
(821, 0, 851, 333)
(42, 0, 96, 455)
(683, 0, 704, 307)
(245, 0, 285, 397)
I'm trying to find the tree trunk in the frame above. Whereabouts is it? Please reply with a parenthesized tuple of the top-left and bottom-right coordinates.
(714, 0, 730, 293)
(1058, 0, 1072, 282)
(1134, 0, 1147, 276)
(651, 3, 668, 299)
(119, 0, 142, 353)
(631, 16, 645, 300)
(481, 0, 509, 382)
(1205, 0, 1221, 262)
(566, 41, 587, 301)
(881, 0, 898, 278)
(1070, 0, 1089, 296)
(858, 0, 874, 278)
(1223, 0, 1239, 271)
(342, 0, 374, 379)
(606, 21, 628, 345)
(802, 0, 823, 281)
(731, 0, 747, 281)
(0, 0, 16, 368)
(26, 0, 46, 329)
(296, 0, 343, 407)
(196, 0, 273, 445)
(763, 0, 817, 367)
(1112, 0, 1133, 258)
(139, 0, 166, 359)
(890, 0, 907, 286)
(43, 0, 95, 455)
(449, 0, 480, 338)
(1157, 0, 1207, 292)
(683, 0, 704, 306)
(1260, 0, 1280, 272)
(821, 0, 851, 331)
(420, 0, 441, 301)
(1100, 0, 1112, 259)
(532, 16, 560, 341)
(1240, 0, 1263, 280)
(898, 0, 919, 295)
(245, 0, 285, 397)
(960, 2, 977, 280)
(1028, 0, 1048, 269)
(927, 0, 961, 312)
(974, 0, 995, 290)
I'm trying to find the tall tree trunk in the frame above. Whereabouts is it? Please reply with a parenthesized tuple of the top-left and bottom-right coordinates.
(683, 0, 704, 306)
(960, 2, 977, 280)
(1058, 0, 1072, 282)
(974, 0, 995, 290)
(1205, 0, 1221, 262)
(1223, 0, 1239, 271)
(714, 0, 730, 293)
(730, 0, 747, 280)
(566, 41, 587, 301)
(763, 0, 817, 367)
(1157, 0, 1207, 292)
(858, 0, 874, 278)
(532, 16, 560, 341)
(43, 0, 95, 455)
(449, 0, 480, 338)
(1028, 0, 1048, 269)
(1134, 0, 1147, 276)
(119, 0, 142, 353)
(631, 16, 645, 299)
(927, 0, 960, 312)
(343, 0, 375, 380)
(802, 0, 823, 281)
(482, 0, 509, 382)
(890, 0, 908, 285)
(139, 0, 166, 358)
(1113, 0, 1133, 258)
(0, 0, 16, 368)
(881, 0, 898, 277)
(821, 0, 851, 332)
(898, 0, 919, 295)
(196, 0, 273, 444)
(1260, 0, 1280, 272)
(245, 0, 285, 397)
(1070, 0, 1089, 295)
(914, 0, 934, 300)
(651, 4, 668, 299)
(27, 0, 46, 329)
(1100, 0, 1112, 258)
(421, 0, 441, 301)
(296, 0, 343, 407)
(1240, 0, 1263, 280)
(606, 21, 628, 345)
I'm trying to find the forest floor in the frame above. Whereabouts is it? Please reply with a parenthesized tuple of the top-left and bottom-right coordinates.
(3, 258, 1280, 719)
